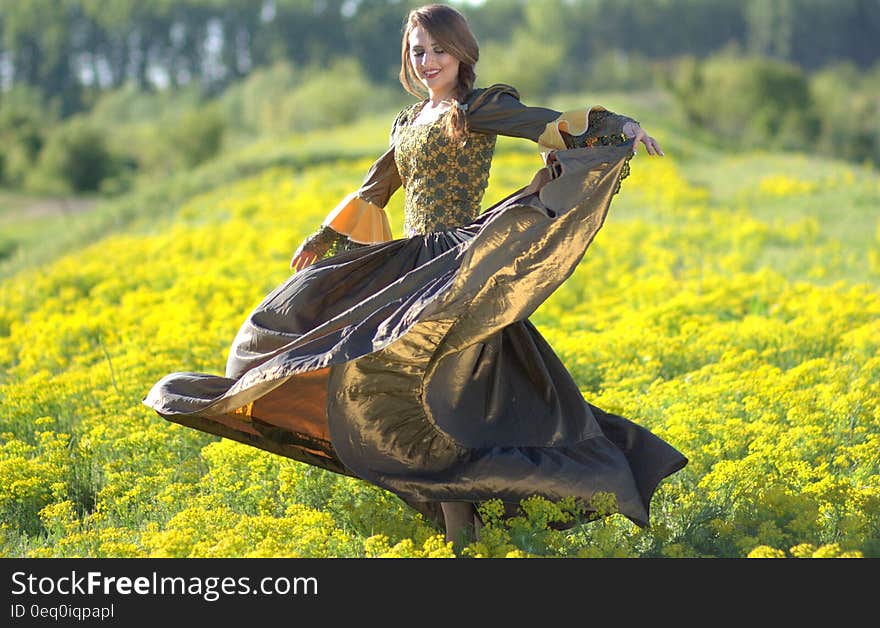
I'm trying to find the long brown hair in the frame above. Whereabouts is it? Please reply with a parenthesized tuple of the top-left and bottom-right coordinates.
(399, 4, 478, 142)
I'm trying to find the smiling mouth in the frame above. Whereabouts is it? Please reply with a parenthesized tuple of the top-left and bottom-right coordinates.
(422, 69, 441, 79)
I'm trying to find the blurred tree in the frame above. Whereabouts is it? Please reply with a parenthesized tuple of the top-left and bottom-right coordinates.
(30, 115, 119, 192)
(265, 0, 345, 68)
(343, 0, 408, 83)
(465, 0, 525, 45)
(788, 0, 880, 70)
(811, 61, 880, 165)
(478, 0, 571, 96)
(2, 0, 84, 114)
(164, 104, 226, 167)
(746, 0, 794, 60)
(0, 85, 55, 185)
(667, 52, 820, 151)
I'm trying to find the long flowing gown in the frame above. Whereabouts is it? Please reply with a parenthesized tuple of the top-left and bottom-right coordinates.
(143, 84, 688, 528)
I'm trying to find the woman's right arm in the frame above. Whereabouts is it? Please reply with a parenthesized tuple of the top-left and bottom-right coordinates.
(290, 112, 406, 271)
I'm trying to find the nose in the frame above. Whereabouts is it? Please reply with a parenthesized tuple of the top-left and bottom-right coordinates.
(420, 50, 435, 68)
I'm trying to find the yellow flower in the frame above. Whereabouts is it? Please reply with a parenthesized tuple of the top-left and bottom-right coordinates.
(747, 546, 786, 558)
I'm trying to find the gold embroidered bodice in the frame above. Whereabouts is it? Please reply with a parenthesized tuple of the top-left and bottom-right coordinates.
(393, 103, 497, 236)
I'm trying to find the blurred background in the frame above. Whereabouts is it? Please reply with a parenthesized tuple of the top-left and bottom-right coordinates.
(0, 0, 877, 199)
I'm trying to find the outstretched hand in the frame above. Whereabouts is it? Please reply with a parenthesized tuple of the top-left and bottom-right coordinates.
(622, 121, 664, 156)
(290, 249, 320, 272)
(290, 234, 326, 272)
(289, 226, 339, 272)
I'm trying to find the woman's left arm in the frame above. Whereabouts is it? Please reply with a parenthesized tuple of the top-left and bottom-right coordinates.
(466, 84, 663, 158)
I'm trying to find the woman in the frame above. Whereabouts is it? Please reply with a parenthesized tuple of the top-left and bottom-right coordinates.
(144, 3, 686, 551)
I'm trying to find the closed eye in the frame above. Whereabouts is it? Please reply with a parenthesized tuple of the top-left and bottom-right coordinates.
(412, 47, 445, 56)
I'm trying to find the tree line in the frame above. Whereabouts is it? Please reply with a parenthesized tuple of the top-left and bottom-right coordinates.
(2, 0, 878, 116)
(1, 0, 878, 195)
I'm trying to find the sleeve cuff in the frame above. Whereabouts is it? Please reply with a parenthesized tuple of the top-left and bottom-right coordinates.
(537, 107, 607, 154)
(537, 106, 636, 161)
(321, 193, 393, 244)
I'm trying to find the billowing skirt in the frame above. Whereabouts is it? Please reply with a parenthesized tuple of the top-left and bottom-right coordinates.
(143, 144, 688, 528)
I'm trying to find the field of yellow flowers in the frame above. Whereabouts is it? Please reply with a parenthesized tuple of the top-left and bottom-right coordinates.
(1, 121, 878, 557)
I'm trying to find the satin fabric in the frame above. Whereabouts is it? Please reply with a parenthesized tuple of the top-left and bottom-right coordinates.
(144, 143, 687, 528)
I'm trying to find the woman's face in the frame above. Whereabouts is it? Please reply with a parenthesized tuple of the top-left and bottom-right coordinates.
(408, 25, 460, 99)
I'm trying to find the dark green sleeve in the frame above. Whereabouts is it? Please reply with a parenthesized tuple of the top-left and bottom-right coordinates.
(466, 83, 637, 148)
(336, 104, 410, 210)
(466, 84, 560, 142)
(353, 147, 402, 209)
